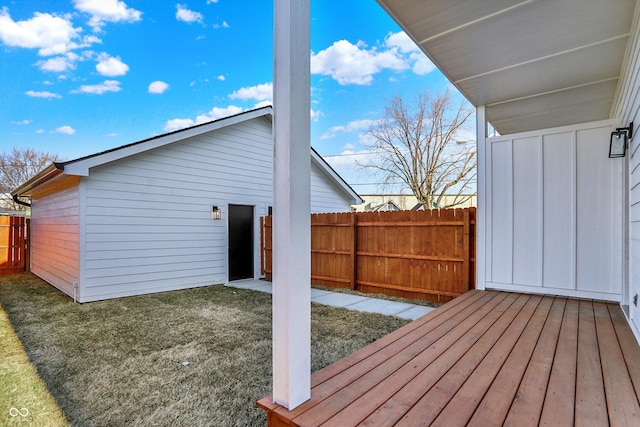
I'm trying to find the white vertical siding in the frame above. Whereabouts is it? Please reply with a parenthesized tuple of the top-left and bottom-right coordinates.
(80, 117, 273, 301)
(512, 136, 542, 286)
(484, 120, 624, 300)
(613, 0, 640, 339)
(30, 178, 81, 298)
(542, 132, 576, 289)
(489, 140, 513, 284)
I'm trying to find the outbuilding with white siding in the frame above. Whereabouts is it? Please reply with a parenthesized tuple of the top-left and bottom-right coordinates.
(12, 106, 361, 302)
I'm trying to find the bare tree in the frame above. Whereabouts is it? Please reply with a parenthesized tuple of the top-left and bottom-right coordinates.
(362, 90, 476, 209)
(0, 148, 59, 210)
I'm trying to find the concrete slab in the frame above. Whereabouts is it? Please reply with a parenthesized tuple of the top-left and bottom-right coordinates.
(226, 279, 273, 293)
(347, 298, 416, 317)
(226, 279, 436, 320)
(311, 292, 370, 308)
(310, 288, 333, 298)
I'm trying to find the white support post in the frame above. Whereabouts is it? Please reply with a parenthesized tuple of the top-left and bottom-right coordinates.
(476, 105, 487, 290)
(272, 0, 311, 410)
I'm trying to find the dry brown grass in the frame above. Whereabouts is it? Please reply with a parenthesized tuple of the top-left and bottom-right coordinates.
(0, 274, 409, 426)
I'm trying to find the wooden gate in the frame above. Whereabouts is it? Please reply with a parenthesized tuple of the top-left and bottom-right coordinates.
(0, 215, 29, 275)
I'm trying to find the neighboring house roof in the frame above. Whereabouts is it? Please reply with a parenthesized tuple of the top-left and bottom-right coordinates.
(373, 201, 400, 212)
(12, 106, 362, 205)
(376, 0, 636, 135)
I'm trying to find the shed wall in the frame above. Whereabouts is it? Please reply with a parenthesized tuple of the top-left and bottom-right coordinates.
(30, 178, 81, 298)
(80, 118, 271, 301)
(484, 120, 624, 300)
(78, 116, 353, 301)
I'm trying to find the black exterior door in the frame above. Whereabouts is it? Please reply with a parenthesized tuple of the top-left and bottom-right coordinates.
(228, 204, 254, 281)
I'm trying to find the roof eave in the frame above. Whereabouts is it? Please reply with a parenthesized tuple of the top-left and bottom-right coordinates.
(11, 163, 65, 197)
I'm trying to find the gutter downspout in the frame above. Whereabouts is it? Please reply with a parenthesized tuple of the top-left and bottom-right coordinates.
(12, 194, 31, 207)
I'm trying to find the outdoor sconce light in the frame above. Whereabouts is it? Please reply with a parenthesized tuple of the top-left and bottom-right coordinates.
(212, 206, 222, 220)
(609, 122, 633, 158)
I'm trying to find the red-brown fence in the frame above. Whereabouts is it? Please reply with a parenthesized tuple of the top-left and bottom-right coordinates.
(0, 215, 29, 275)
(260, 208, 475, 303)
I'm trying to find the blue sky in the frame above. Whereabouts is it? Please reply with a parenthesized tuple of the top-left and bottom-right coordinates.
(0, 0, 473, 194)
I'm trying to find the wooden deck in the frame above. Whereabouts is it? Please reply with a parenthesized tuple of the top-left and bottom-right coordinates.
(258, 290, 640, 426)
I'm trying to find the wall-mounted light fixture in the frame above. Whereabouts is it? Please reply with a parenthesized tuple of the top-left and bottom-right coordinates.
(609, 122, 633, 158)
(212, 206, 222, 220)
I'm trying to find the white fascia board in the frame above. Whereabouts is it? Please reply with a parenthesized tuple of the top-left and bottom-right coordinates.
(62, 107, 273, 177)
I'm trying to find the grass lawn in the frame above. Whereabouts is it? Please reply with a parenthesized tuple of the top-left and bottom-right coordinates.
(0, 274, 410, 426)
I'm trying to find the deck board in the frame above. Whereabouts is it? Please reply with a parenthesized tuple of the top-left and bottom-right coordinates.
(258, 290, 640, 426)
(594, 302, 640, 425)
(539, 298, 578, 426)
(575, 300, 608, 426)
(468, 295, 553, 426)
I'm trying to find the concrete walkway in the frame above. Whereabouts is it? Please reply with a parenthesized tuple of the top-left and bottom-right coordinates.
(226, 279, 434, 320)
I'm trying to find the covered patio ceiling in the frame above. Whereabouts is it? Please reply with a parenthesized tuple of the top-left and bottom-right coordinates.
(376, 0, 637, 135)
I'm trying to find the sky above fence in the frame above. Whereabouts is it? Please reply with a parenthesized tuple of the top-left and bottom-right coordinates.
(0, 0, 475, 194)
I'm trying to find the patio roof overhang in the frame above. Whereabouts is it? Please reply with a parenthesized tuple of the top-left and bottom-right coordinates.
(376, 0, 638, 135)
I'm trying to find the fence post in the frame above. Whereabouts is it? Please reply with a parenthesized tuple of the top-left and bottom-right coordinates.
(25, 218, 30, 274)
(260, 216, 265, 276)
(350, 212, 357, 290)
(462, 208, 471, 291)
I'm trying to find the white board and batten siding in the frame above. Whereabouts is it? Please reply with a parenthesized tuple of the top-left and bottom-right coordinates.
(30, 177, 81, 299)
(613, 0, 640, 340)
(483, 119, 625, 301)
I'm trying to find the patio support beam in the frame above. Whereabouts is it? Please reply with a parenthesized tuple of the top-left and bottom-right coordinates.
(271, 0, 311, 410)
(476, 105, 487, 291)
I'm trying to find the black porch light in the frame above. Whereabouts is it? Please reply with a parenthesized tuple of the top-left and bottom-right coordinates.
(212, 206, 222, 220)
(609, 122, 633, 158)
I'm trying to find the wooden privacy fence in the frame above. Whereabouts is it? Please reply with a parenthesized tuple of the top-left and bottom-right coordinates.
(260, 208, 475, 303)
(0, 215, 29, 275)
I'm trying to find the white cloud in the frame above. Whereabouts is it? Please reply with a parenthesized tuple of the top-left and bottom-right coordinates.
(55, 125, 75, 134)
(73, 0, 141, 31)
(148, 80, 169, 94)
(321, 119, 378, 139)
(25, 90, 61, 99)
(229, 82, 272, 101)
(207, 0, 219, 3)
(12, 119, 31, 125)
(212, 21, 229, 29)
(253, 100, 272, 109)
(105, 132, 118, 137)
(217, 75, 225, 81)
(176, 4, 204, 24)
(385, 31, 436, 76)
(311, 40, 407, 85)
(410, 53, 436, 75)
(72, 80, 121, 94)
(0, 7, 84, 56)
(385, 31, 418, 54)
(164, 118, 195, 132)
(95, 53, 129, 76)
(36, 129, 45, 134)
(164, 105, 243, 132)
(37, 52, 81, 72)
